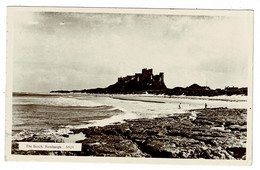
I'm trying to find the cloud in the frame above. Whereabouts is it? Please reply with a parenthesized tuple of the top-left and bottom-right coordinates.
(11, 11, 252, 91)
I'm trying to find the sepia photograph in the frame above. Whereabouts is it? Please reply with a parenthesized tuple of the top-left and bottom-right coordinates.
(5, 7, 253, 164)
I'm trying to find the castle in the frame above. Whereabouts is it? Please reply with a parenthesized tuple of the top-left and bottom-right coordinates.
(118, 68, 164, 84)
(107, 68, 166, 92)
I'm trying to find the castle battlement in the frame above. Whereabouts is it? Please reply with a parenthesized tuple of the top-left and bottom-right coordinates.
(116, 68, 166, 91)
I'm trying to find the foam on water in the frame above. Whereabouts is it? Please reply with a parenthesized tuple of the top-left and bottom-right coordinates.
(49, 97, 104, 107)
(75, 106, 139, 128)
(13, 96, 105, 107)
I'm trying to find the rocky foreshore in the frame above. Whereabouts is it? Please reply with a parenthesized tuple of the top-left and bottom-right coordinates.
(12, 108, 247, 159)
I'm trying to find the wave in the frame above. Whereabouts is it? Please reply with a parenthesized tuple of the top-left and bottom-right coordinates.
(74, 106, 138, 129)
(13, 92, 61, 97)
(49, 97, 105, 107)
(13, 96, 107, 108)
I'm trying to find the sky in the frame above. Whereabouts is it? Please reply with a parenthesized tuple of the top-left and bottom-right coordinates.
(10, 8, 253, 92)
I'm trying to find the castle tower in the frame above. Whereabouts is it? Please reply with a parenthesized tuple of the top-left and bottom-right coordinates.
(159, 72, 164, 82)
(142, 68, 153, 78)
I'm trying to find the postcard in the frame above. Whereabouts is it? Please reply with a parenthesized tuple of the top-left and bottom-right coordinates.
(5, 7, 253, 165)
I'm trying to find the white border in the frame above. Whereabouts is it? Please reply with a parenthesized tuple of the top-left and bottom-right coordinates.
(1, 1, 260, 170)
(5, 5, 254, 165)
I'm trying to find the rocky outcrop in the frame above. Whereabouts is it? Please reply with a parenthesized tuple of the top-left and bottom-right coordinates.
(72, 108, 247, 159)
(50, 69, 247, 96)
(12, 108, 247, 159)
(166, 84, 247, 96)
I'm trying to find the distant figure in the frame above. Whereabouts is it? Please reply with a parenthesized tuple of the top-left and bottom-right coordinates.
(179, 103, 181, 109)
(205, 103, 207, 109)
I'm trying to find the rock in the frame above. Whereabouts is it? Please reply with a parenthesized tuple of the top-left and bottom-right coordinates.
(62, 134, 69, 138)
(229, 125, 247, 132)
(226, 147, 246, 159)
(12, 108, 247, 159)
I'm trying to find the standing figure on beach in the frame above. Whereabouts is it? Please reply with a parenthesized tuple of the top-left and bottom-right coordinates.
(205, 103, 207, 109)
(179, 103, 181, 109)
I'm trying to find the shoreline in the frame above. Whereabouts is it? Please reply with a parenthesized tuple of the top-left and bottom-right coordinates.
(12, 107, 247, 159)
(13, 91, 248, 102)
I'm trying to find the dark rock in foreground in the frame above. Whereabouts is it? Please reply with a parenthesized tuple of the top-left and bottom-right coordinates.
(12, 108, 247, 159)
(71, 108, 247, 159)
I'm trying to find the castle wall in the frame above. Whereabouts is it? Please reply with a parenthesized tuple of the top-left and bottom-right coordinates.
(117, 69, 165, 90)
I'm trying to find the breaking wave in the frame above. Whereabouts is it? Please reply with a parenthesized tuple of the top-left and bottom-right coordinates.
(13, 96, 106, 107)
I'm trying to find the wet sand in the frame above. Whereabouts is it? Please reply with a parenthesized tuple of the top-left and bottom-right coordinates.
(12, 107, 247, 159)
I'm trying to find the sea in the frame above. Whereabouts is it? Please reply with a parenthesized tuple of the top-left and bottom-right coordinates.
(12, 92, 248, 143)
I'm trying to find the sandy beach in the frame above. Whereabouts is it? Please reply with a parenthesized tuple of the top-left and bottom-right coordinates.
(12, 107, 247, 159)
